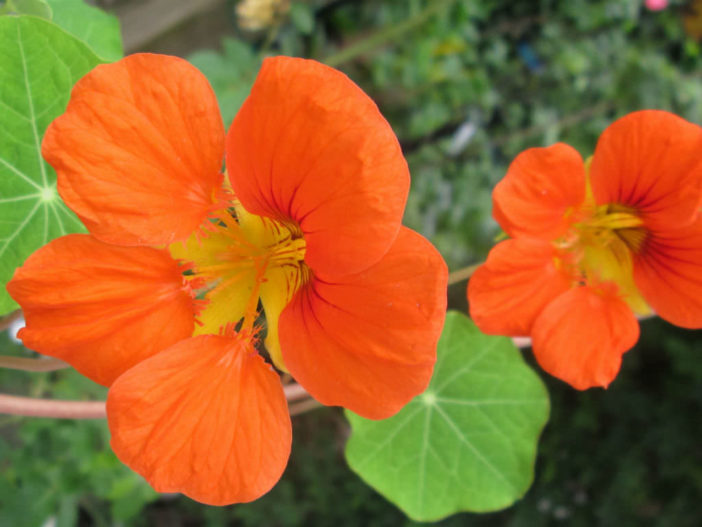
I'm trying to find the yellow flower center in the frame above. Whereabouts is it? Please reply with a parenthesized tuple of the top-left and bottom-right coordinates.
(555, 202, 651, 315)
(169, 202, 309, 371)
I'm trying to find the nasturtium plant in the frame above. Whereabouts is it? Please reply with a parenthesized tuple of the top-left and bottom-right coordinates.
(345, 311, 550, 522)
(0, 15, 104, 314)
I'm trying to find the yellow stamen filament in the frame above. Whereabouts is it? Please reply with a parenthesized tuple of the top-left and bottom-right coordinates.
(169, 204, 309, 361)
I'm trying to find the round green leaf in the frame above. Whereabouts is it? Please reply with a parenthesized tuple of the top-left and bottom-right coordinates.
(0, 15, 102, 314)
(345, 311, 550, 522)
(45, 0, 123, 62)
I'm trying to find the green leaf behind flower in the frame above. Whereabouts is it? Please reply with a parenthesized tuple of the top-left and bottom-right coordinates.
(44, 0, 123, 61)
(0, 15, 103, 315)
(345, 311, 550, 522)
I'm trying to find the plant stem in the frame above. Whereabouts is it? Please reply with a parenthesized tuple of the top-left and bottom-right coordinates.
(447, 263, 482, 285)
(0, 382, 313, 419)
(323, 0, 457, 67)
(289, 397, 322, 416)
(0, 356, 69, 372)
(0, 395, 106, 419)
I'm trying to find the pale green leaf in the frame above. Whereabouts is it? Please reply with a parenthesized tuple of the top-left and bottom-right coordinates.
(44, 0, 123, 61)
(0, 0, 52, 19)
(345, 311, 550, 522)
(0, 15, 102, 314)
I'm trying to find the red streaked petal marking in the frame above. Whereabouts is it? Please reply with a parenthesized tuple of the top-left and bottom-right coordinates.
(589, 110, 702, 231)
(633, 217, 702, 328)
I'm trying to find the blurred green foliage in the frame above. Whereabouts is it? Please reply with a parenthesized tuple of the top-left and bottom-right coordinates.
(1, 0, 701, 525)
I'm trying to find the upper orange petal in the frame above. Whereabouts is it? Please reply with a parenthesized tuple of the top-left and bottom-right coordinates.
(468, 238, 572, 336)
(279, 227, 447, 419)
(589, 110, 702, 231)
(226, 56, 409, 279)
(6, 234, 196, 386)
(492, 143, 586, 240)
(531, 285, 640, 390)
(43, 53, 225, 247)
(633, 217, 702, 328)
(107, 334, 291, 505)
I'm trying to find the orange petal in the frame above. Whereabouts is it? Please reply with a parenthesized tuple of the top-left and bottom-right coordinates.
(493, 143, 586, 240)
(633, 217, 702, 328)
(226, 56, 409, 279)
(279, 227, 447, 419)
(107, 334, 291, 505)
(468, 238, 572, 336)
(6, 234, 196, 386)
(43, 53, 225, 246)
(531, 286, 639, 390)
(590, 110, 702, 231)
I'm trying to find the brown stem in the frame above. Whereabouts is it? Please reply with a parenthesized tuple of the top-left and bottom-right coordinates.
(0, 382, 313, 419)
(0, 395, 106, 419)
(283, 382, 308, 402)
(288, 397, 322, 416)
(0, 356, 70, 372)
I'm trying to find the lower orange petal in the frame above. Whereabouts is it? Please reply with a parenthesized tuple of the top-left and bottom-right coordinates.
(107, 334, 291, 506)
(531, 286, 639, 390)
(279, 227, 448, 419)
(468, 239, 572, 336)
(6, 235, 196, 386)
(634, 217, 702, 328)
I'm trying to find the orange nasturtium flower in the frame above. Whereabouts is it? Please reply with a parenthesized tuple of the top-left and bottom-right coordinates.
(6, 54, 448, 504)
(468, 110, 702, 390)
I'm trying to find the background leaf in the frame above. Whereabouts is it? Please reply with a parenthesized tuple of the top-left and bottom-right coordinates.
(0, 15, 102, 315)
(345, 311, 550, 521)
(187, 37, 261, 127)
(0, 0, 52, 19)
(44, 0, 123, 61)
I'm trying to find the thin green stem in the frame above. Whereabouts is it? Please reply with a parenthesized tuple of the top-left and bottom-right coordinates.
(323, 0, 457, 67)
(447, 263, 482, 285)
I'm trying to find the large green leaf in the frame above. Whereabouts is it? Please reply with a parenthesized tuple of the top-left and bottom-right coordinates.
(44, 0, 123, 61)
(345, 311, 550, 522)
(0, 15, 102, 314)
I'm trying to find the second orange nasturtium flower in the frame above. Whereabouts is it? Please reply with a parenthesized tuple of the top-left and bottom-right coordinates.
(469, 110, 702, 390)
(7, 54, 448, 504)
